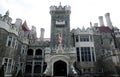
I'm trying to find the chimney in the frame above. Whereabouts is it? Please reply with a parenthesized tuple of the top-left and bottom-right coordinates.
(31, 26, 36, 32)
(40, 28, 45, 41)
(105, 13, 113, 29)
(15, 18, 22, 26)
(94, 23, 98, 27)
(98, 16, 104, 26)
(15, 18, 22, 31)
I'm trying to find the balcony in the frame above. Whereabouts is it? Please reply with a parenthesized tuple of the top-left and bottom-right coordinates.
(26, 55, 44, 60)
(33, 55, 43, 60)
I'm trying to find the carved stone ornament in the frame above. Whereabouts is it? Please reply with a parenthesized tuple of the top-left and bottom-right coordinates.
(58, 49, 62, 54)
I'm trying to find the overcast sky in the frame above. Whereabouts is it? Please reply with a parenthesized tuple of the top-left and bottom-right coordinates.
(0, 0, 120, 38)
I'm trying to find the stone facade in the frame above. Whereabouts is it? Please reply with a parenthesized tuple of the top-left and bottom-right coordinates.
(50, 4, 71, 48)
(0, 4, 120, 77)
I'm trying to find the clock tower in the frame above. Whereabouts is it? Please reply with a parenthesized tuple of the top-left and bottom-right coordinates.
(50, 3, 71, 48)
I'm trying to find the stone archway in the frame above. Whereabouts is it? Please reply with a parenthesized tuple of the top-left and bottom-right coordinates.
(53, 60, 67, 76)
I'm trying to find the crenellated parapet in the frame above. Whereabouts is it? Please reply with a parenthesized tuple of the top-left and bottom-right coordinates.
(0, 10, 13, 25)
(72, 27, 94, 35)
(0, 11, 24, 36)
(50, 3, 71, 15)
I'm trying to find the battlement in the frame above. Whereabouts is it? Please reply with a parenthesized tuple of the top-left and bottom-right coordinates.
(50, 3, 71, 15)
(72, 27, 94, 35)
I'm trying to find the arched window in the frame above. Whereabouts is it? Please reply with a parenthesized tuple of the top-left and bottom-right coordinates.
(34, 65, 41, 73)
(27, 49, 33, 55)
(25, 65, 32, 73)
(35, 49, 42, 55)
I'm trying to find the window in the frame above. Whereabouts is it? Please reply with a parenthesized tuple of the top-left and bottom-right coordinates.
(34, 65, 41, 73)
(35, 49, 42, 55)
(21, 46, 26, 55)
(2, 58, 13, 73)
(27, 49, 33, 55)
(76, 47, 80, 62)
(100, 37, 103, 44)
(75, 35, 79, 42)
(20, 62, 24, 68)
(6, 36, 17, 48)
(102, 49, 105, 54)
(25, 65, 32, 73)
(81, 47, 91, 62)
(80, 36, 89, 42)
(7, 36, 12, 47)
(98, 68, 103, 73)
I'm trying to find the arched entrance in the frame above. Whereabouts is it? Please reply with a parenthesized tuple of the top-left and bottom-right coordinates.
(54, 60, 67, 76)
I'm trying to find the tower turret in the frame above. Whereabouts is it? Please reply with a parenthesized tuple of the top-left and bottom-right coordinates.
(50, 4, 71, 48)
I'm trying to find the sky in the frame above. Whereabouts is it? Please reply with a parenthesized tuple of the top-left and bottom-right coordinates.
(0, 0, 120, 38)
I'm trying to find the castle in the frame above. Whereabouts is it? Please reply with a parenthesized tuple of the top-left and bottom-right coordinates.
(0, 4, 120, 77)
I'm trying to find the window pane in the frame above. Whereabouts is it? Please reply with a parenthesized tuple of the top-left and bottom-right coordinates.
(76, 35, 79, 42)
(80, 36, 89, 42)
(8, 37, 12, 47)
(81, 47, 92, 62)
(76, 47, 80, 62)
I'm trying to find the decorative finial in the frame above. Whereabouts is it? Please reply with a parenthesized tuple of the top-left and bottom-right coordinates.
(90, 22, 92, 26)
(59, 2, 61, 6)
(82, 26, 85, 31)
(6, 10, 9, 16)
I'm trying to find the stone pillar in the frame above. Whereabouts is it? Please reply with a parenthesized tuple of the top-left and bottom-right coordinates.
(41, 49, 44, 76)
(93, 47, 96, 62)
(105, 13, 113, 29)
(90, 47, 93, 62)
(32, 49, 35, 77)
(41, 60, 44, 76)
(98, 16, 104, 26)
(32, 60, 34, 77)
(40, 28, 45, 41)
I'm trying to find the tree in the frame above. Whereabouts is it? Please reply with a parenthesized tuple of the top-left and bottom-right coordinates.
(16, 70, 23, 77)
(0, 65, 4, 77)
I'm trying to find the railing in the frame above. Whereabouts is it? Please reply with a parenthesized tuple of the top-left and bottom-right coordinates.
(26, 56, 33, 60)
(34, 55, 43, 59)
(26, 55, 44, 60)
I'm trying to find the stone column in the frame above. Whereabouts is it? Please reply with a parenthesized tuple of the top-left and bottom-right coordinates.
(90, 47, 93, 62)
(31, 60, 34, 77)
(41, 50, 44, 76)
